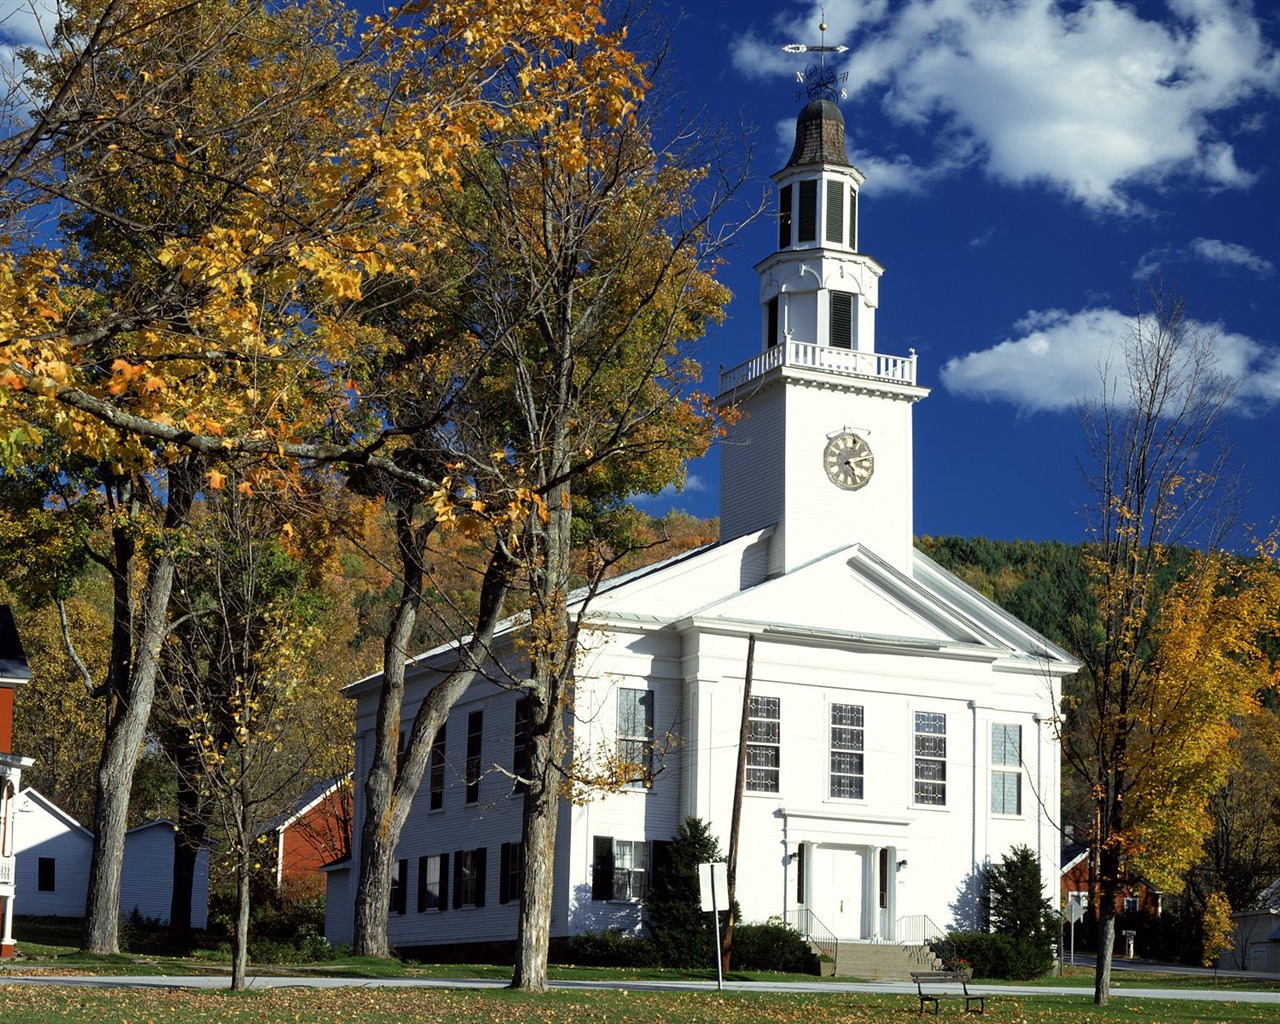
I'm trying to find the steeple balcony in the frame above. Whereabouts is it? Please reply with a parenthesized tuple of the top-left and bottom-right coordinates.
(719, 341, 918, 394)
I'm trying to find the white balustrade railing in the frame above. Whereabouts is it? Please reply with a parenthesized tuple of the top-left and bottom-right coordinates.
(0, 856, 14, 886)
(720, 340, 917, 392)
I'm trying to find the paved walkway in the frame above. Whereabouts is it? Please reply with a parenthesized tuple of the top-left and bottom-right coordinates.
(2, 972, 1279, 1004)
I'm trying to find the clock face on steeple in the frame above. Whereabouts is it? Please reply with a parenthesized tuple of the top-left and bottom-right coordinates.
(823, 432, 874, 491)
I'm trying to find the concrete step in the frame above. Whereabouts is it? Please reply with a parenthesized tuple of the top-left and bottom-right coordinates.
(830, 941, 942, 980)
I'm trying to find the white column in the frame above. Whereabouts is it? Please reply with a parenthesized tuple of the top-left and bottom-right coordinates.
(865, 845, 881, 941)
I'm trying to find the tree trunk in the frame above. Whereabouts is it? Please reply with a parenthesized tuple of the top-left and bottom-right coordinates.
(169, 751, 205, 941)
(82, 549, 180, 952)
(231, 847, 250, 990)
(1094, 906, 1115, 1005)
(511, 482, 572, 993)
(351, 522, 514, 957)
(512, 701, 565, 992)
(82, 463, 196, 954)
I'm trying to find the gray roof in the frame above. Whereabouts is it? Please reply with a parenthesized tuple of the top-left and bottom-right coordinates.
(0, 605, 30, 681)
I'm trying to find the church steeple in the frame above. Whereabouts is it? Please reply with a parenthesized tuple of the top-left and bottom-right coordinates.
(716, 37, 930, 577)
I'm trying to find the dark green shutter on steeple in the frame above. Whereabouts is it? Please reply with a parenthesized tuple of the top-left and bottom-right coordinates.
(826, 181, 844, 244)
(798, 181, 817, 242)
(830, 291, 853, 349)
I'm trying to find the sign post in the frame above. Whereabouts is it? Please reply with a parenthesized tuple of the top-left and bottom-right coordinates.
(698, 861, 729, 991)
(1066, 897, 1085, 966)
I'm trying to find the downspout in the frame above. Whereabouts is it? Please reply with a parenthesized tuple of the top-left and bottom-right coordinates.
(968, 700, 978, 877)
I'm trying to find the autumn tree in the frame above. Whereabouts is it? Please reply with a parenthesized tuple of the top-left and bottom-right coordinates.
(434, 18, 747, 986)
(163, 473, 350, 989)
(1066, 288, 1280, 1005)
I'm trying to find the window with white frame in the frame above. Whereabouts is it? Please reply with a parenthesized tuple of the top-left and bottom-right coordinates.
(417, 853, 447, 912)
(991, 723, 1022, 815)
(913, 711, 947, 805)
(465, 710, 483, 804)
(746, 696, 781, 793)
(830, 703, 865, 799)
(591, 836, 650, 900)
(616, 688, 654, 784)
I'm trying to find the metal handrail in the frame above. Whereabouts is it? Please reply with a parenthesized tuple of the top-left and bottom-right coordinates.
(787, 907, 839, 963)
(897, 913, 959, 969)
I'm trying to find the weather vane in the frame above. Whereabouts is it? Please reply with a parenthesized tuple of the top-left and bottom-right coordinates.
(782, 10, 850, 103)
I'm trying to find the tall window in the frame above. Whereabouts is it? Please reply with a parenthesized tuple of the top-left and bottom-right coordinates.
(830, 291, 853, 349)
(452, 847, 487, 908)
(389, 858, 407, 914)
(592, 836, 650, 900)
(830, 703, 865, 799)
(991, 723, 1022, 815)
(418, 853, 447, 912)
(746, 695, 781, 793)
(500, 841, 524, 904)
(617, 688, 654, 784)
(914, 711, 947, 806)
(778, 184, 793, 248)
(798, 180, 817, 242)
(767, 296, 779, 348)
(465, 710, 483, 804)
(429, 732, 446, 811)
(513, 698, 532, 794)
(825, 180, 844, 244)
(37, 857, 55, 892)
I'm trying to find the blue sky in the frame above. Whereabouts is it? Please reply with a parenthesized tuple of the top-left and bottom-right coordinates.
(638, 0, 1280, 546)
(4, 0, 1278, 546)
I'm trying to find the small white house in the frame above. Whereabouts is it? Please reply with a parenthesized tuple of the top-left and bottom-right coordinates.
(121, 819, 210, 929)
(12, 789, 93, 919)
(329, 94, 1075, 961)
(13, 788, 209, 928)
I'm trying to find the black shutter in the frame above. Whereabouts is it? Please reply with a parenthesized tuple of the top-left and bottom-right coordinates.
(796, 843, 806, 904)
(650, 840, 674, 898)
(417, 856, 428, 913)
(474, 847, 487, 908)
(592, 835, 614, 901)
(778, 184, 792, 248)
(798, 180, 817, 242)
(830, 291, 853, 349)
(825, 180, 844, 244)
(767, 297, 779, 349)
(499, 843, 511, 904)
(452, 849, 463, 909)
(439, 853, 448, 912)
(849, 189, 858, 250)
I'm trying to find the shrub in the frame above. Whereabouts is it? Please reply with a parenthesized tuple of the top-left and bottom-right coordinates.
(730, 918, 819, 974)
(568, 929, 659, 967)
(941, 930, 1053, 980)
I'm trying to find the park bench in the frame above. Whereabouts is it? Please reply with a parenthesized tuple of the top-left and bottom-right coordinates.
(910, 970, 986, 1014)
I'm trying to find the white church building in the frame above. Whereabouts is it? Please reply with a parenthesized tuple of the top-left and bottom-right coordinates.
(327, 93, 1075, 961)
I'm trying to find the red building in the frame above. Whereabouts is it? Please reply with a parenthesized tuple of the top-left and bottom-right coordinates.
(0, 606, 34, 958)
(271, 776, 352, 896)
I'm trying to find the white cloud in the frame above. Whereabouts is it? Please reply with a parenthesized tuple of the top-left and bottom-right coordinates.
(940, 306, 1280, 415)
(1189, 237, 1275, 276)
(1, 0, 57, 116)
(733, 0, 1280, 212)
(1133, 237, 1274, 280)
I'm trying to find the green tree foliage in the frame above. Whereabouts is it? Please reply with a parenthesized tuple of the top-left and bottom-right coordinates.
(645, 818, 730, 969)
(985, 845, 1056, 978)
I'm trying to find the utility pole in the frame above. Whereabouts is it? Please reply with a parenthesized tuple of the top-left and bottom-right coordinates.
(723, 633, 756, 975)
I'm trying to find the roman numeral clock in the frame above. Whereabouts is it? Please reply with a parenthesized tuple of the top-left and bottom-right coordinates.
(823, 431, 874, 491)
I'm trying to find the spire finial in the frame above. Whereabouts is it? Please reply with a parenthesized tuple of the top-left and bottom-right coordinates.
(782, 8, 849, 103)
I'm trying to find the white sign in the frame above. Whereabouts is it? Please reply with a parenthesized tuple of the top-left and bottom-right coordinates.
(698, 861, 729, 912)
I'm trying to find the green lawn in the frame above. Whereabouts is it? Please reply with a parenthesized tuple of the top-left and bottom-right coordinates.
(0, 984, 1276, 1024)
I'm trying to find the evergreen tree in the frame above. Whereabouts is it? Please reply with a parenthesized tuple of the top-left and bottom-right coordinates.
(986, 845, 1057, 978)
(646, 818, 732, 968)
